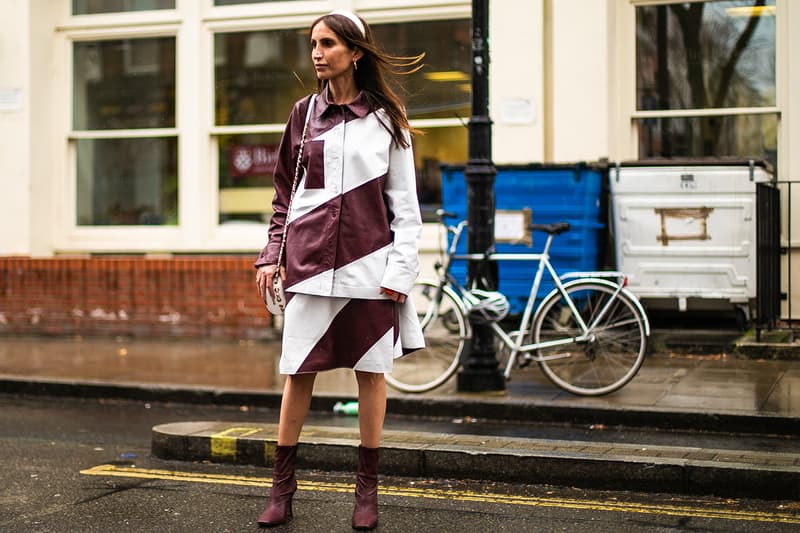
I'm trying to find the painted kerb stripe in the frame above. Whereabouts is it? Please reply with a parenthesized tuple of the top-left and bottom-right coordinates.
(209, 427, 262, 459)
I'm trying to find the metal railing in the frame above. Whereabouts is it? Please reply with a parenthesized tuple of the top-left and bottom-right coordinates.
(757, 179, 798, 342)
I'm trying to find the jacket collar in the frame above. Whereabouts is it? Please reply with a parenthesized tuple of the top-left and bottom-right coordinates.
(315, 85, 370, 120)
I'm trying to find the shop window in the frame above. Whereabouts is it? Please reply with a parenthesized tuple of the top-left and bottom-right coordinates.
(635, 0, 777, 165)
(72, 0, 174, 15)
(213, 19, 470, 225)
(73, 37, 177, 226)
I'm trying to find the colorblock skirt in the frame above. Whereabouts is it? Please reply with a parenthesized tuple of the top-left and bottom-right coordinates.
(280, 293, 424, 375)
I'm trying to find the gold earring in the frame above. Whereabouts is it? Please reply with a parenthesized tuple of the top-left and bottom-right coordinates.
(353, 58, 358, 71)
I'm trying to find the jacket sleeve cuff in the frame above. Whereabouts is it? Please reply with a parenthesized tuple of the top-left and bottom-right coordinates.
(380, 264, 417, 296)
(253, 244, 279, 269)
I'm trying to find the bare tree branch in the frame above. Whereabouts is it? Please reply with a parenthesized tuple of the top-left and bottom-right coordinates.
(713, 0, 765, 108)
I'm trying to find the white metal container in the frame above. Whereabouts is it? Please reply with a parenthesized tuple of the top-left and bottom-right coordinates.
(610, 162, 773, 312)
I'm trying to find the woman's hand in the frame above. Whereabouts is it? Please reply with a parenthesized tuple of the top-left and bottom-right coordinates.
(380, 287, 406, 303)
(256, 264, 285, 299)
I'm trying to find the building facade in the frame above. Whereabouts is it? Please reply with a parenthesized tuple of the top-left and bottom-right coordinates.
(1, 0, 797, 337)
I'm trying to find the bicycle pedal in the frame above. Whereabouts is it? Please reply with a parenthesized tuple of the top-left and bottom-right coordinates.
(517, 357, 533, 369)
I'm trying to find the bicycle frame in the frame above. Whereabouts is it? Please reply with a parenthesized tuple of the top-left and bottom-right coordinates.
(421, 220, 472, 333)
(443, 219, 649, 381)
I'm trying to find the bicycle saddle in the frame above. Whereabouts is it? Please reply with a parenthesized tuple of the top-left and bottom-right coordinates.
(529, 222, 571, 235)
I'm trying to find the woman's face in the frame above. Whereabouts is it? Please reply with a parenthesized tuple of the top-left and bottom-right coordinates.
(310, 21, 361, 82)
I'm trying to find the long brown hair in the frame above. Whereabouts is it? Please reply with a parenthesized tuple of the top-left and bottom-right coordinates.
(310, 12, 424, 148)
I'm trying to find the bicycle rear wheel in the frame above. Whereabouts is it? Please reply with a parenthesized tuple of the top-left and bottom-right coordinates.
(532, 281, 646, 396)
(386, 280, 467, 393)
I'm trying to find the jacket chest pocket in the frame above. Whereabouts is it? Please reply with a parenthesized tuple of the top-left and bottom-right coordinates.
(302, 140, 325, 189)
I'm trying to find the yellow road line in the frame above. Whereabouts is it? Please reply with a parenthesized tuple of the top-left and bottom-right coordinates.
(80, 464, 800, 524)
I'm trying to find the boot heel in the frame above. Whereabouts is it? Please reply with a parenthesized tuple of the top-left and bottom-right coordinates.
(258, 445, 298, 527)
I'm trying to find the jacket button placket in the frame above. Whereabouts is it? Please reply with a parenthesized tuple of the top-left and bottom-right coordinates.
(325, 109, 346, 296)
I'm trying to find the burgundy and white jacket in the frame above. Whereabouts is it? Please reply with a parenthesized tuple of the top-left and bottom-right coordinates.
(255, 88, 423, 299)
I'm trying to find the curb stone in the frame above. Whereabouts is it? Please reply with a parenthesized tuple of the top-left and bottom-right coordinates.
(151, 421, 800, 500)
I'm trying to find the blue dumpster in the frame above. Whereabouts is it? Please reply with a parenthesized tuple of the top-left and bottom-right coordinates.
(440, 163, 606, 314)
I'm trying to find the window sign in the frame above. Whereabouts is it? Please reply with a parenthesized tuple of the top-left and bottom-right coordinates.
(72, 0, 174, 15)
(230, 144, 280, 177)
(635, 1, 777, 164)
(0, 88, 22, 112)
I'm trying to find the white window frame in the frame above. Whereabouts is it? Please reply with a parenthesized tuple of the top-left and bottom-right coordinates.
(55, 18, 183, 253)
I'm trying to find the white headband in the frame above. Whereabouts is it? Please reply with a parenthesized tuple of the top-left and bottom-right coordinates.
(329, 9, 366, 38)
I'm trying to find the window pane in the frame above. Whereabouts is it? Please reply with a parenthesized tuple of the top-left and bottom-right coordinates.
(372, 19, 471, 120)
(214, 19, 471, 126)
(414, 126, 468, 222)
(637, 113, 777, 168)
(73, 0, 174, 15)
(218, 133, 283, 224)
(215, 30, 313, 126)
(73, 37, 176, 130)
(636, 1, 775, 111)
(76, 138, 178, 226)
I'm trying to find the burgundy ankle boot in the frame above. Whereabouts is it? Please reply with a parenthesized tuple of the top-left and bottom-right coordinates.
(258, 444, 298, 527)
(352, 445, 380, 530)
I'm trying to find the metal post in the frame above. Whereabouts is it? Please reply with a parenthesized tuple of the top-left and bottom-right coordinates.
(457, 0, 505, 392)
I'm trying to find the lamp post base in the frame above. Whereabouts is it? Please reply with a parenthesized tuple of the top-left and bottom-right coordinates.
(457, 324, 506, 392)
(456, 368, 505, 393)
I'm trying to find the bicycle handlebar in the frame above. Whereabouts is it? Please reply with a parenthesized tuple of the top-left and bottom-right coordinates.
(435, 208, 460, 221)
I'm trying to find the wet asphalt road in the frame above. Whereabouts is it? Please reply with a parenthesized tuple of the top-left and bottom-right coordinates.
(1, 394, 798, 532)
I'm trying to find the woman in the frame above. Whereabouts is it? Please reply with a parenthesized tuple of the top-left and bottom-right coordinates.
(254, 10, 424, 530)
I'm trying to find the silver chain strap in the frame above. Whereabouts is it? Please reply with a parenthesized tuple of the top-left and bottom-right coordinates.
(275, 94, 316, 273)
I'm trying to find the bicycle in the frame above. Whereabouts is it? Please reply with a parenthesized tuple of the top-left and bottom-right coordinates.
(386, 210, 651, 396)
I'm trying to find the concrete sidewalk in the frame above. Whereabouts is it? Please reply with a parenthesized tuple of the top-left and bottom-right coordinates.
(1, 334, 798, 427)
(1, 334, 799, 498)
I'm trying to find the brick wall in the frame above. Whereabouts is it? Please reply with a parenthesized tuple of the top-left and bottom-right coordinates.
(0, 257, 273, 339)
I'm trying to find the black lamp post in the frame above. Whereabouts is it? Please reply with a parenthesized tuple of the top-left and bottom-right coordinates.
(456, 0, 505, 393)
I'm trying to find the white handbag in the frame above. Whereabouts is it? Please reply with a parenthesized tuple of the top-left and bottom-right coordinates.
(265, 272, 287, 316)
(264, 94, 316, 315)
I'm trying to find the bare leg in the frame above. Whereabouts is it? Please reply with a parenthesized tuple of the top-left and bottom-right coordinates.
(355, 371, 386, 448)
(277, 373, 317, 446)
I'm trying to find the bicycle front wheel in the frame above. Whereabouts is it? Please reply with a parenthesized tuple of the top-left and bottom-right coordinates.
(385, 280, 467, 393)
(532, 281, 647, 396)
